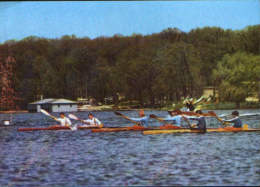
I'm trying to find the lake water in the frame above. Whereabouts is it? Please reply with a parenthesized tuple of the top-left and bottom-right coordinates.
(0, 109, 260, 186)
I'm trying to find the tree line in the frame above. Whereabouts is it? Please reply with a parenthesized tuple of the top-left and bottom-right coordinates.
(0, 25, 260, 109)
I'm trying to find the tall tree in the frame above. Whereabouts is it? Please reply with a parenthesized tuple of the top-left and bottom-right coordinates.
(213, 52, 260, 107)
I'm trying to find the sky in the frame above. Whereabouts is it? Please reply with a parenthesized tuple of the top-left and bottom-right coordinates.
(0, 1, 259, 43)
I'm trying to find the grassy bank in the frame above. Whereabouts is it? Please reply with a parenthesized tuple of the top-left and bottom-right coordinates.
(199, 102, 260, 110)
(0, 110, 28, 114)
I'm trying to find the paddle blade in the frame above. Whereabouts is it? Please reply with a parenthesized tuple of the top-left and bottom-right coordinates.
(208, 111, 217, 116)
(149, 114, 166, 122)
(114, 111, 123, 116)
(114, 111, 139, 124)
(68, 114, 79, 120)
(168, 110, 182, 115)
(40, 109, 51, 117)
(149, 114, 157, 119)
(70, 124, 78, 131)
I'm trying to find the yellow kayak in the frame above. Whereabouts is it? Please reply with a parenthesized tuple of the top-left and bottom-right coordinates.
(143, 125, 260, 135)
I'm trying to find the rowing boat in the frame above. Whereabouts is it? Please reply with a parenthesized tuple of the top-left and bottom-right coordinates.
(143, 126, 260, 135)
(91, 124, 181, 133)
(18, 125, 103, 132)
(18, 124, 180, 132)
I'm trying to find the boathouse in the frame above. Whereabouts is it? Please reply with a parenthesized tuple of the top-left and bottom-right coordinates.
(28, 98, 78, 113)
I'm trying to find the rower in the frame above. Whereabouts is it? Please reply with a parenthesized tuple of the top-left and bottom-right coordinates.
(164, 110, 188, 128)
(56, 112, 72, 127)
(82, 113, 102, 126)
(222, 111, 242, 128)
(187, 110, 207, 132)
(129, 109, 149, 127)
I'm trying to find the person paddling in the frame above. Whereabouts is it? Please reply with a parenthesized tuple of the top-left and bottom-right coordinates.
(56, 112, 72, 127)
(222, 111, 242, 128)
(129, 109, 149, 127)
(187, 110, 207, 132)
(163, 110, 189, 128)
(82, 113, 102, 127)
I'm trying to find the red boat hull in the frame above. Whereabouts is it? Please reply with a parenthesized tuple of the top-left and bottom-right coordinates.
(18, 125, 103, 132)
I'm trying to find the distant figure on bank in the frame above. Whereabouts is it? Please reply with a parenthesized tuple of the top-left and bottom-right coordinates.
(184, 97, 195, 111)
(223, 111, 242, 128)
(56, 112, 72, 127)
(129, 109, 149, 127)
(83, 113, 102, 126)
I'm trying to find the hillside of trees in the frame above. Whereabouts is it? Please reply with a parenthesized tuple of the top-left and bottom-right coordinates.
(0, 25, 260, 109)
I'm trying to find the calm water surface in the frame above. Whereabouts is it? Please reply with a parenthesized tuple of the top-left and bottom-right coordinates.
(0, 109, 260, 186)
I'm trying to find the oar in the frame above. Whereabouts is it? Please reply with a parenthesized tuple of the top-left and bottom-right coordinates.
(68, 114, 104, 128)
(167, 110, 194, 128)
(219, 113, 232, 118)
(68, 114, 90, 125)
(167, 109, 183, 116)
(149, 114, 165, 122)
(40, 109, 76, 130)
(180, 115, 193, 129)
(150, 114, 173, 127)
(168, 110, 200, 116)
(207, 111, 230, 126)
(40, 109, 58, 121)
(151, 114, 192, 128)
(114, 111, 140, 125)
(182, 111, 216, 129)
(193, 96, 204, 105)
(168, 110, 217, 117)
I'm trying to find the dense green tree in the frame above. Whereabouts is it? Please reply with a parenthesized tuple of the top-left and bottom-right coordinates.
(0, 24, 259, 109)
(213, 52, 260, 107)
(154, 41, 202, 102)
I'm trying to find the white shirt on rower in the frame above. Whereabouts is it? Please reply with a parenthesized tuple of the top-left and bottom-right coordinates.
(163, 115, 183, 127)
(83, 117, 101, 126)
(56, 117, 72, 126)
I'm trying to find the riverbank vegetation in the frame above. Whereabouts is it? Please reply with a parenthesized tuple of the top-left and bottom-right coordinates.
(0, 25, 259, 110)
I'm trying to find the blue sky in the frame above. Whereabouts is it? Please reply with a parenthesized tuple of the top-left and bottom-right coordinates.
(0, 1, 259, 43)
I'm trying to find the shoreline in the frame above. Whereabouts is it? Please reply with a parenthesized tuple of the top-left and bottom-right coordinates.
(0, 102, 259, 114)
(0, 110, 28, 114)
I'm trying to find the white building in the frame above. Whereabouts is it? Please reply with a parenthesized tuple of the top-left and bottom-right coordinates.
(28, 98, 78, 113)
